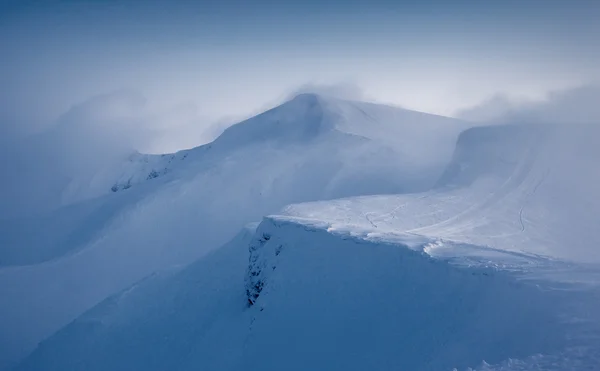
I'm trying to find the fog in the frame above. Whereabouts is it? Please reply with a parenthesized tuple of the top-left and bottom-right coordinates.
(458, 84, 600, 125)
(0, 90, 207, 216)
(1, 80, 599, 371)
(1, 2, 600, 370)
(1, 81, 599, 219)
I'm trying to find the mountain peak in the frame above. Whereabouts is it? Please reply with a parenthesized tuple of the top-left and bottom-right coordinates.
(211, 92, 331, 148)
(210, 92, 470, 152)
(290, 92, 323, 103)
(286, 92, 326, 111)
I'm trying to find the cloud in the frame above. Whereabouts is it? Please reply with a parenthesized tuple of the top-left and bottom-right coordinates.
(36, 90, 150, 173)
(37, 88, 228, 158)
(455, 94, 525, 123)
(458, 84, 600, 125)
(286, 82, 366, 101)
(530, 85, 600, 125)
(0, 89, 230, 216)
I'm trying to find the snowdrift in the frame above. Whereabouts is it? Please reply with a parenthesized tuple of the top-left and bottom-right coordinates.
(16, 217, 586, 371)
(284, 123, 600, 262)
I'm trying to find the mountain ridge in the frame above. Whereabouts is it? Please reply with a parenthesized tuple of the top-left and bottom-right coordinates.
(90, 93, 470, 202)
(0, 93, 472, 369)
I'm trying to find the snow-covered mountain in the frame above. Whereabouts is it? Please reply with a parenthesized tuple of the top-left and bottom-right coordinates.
(62, 93, 468, 204)
(0, 94, 470, 369)
(13, 120, 600, 370)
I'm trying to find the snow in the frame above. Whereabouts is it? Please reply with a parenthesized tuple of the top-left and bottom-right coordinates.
(61, 93, 468, 204)
(282, 123, 600, 263)
(3, 93, 600, 370)
(13, 217, 600, 371)
(0, 94, 469, 368)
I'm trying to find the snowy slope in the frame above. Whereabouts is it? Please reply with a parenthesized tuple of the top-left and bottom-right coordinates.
(283, 123, 600, 263)
(14, 121, 600, 370)
(0, 94, 468, 268)
(0, 94, 469, 369)
(61, 93, 468, 204)
(14, 216, 600, 371)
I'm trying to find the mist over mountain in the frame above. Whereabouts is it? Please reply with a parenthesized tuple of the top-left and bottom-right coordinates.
(2, 1, 600, 368)
(0, 93, 473, 369)
(458, 84, 600, 125)
(7, 89, 600, 371)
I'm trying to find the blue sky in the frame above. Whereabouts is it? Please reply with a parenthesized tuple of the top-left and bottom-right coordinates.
(1, 0, 599, 131)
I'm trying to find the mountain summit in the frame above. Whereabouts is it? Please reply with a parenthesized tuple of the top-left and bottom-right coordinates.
(213, 93, 468, 149)
(213, 93, 331, 147)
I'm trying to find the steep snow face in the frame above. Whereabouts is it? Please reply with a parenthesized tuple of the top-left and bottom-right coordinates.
(284, 123, 600, 263)
(435, 124, 540, 188)
(0, 95, 470, 368)
(242, 218, 600, 370)
(16, 217, 599, 371)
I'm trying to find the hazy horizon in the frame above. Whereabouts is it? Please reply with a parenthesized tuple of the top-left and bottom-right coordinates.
(2, 0, 599, 141)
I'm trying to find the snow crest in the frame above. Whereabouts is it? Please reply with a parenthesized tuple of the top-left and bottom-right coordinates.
(16, 217, 593, 371)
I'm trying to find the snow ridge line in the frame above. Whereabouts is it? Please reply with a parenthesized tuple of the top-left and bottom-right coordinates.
(244, 214, 557, 308)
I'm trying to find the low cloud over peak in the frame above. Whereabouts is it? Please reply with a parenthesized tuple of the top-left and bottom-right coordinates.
(458, 84, 600, 125)
(286, 82, 367, 102)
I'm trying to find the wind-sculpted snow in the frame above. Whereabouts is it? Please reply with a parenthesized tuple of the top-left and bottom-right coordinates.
(284, 123, 600, 263)
(435, 124, 541, 188)
(0, 94, 469, 368)
(15, 217, 600, 371)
